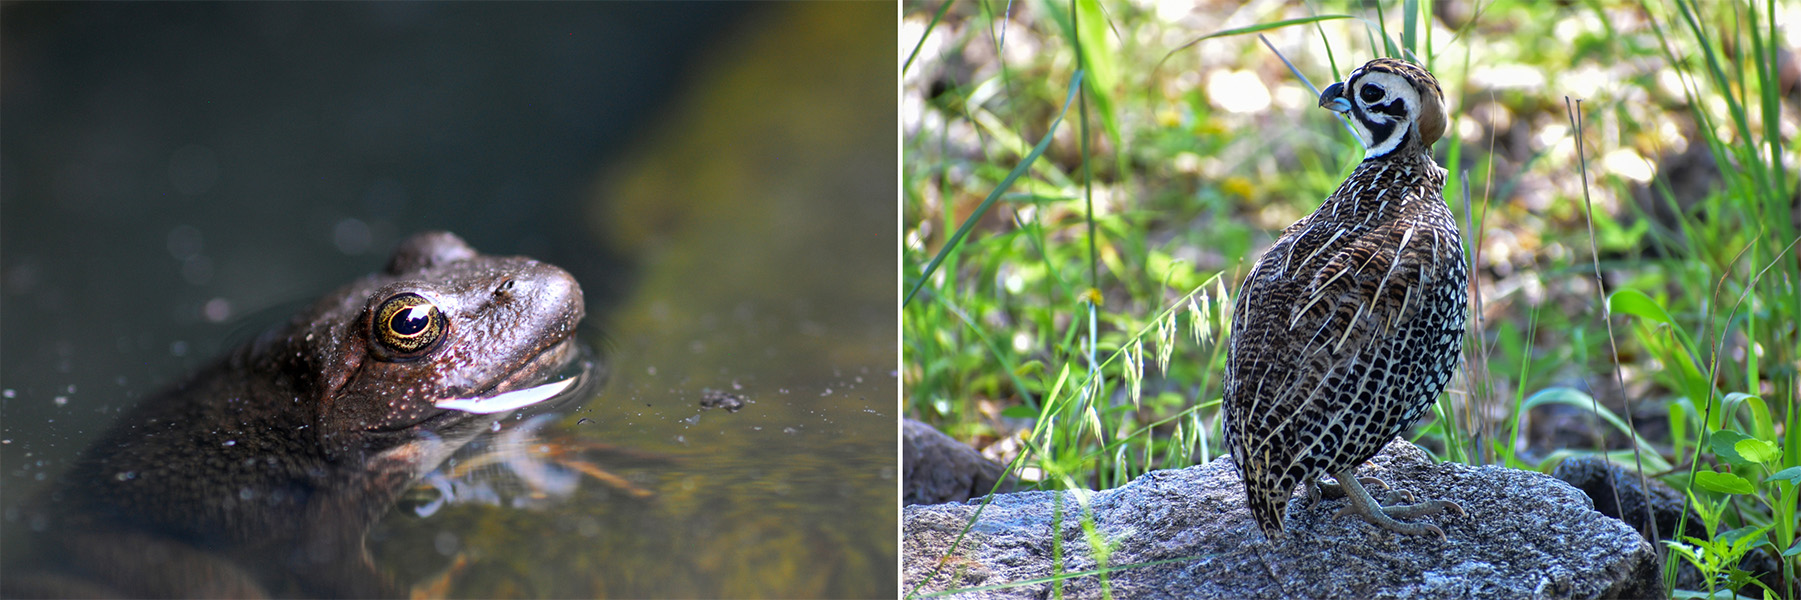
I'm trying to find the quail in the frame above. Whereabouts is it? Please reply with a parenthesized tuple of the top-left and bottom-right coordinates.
(1222, 58, 1468, 540)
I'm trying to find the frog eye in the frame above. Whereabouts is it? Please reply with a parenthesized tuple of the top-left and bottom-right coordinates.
(373, 293, 447, 357)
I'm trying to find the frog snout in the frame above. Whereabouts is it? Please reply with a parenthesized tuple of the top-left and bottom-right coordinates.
(511, 262, 585, 328)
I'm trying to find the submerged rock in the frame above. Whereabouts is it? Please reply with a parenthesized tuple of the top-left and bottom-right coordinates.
(904, 438, 1659, 599)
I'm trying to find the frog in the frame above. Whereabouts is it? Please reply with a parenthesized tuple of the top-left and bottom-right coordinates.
(3, 231, 590, 598)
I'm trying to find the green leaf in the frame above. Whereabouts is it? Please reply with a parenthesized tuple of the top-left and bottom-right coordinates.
(1607, 288, 1676, 326)
(1710, 429, 1753, 464)
(1718, 525, 1766, 546)
(1684, 489, 1720, 530)
(1765, 466, 1801, 484)
(1693, 470, 1756, 495)
(1734, 438, 1780, 464)
(1722, 392, 1774, 441)
(1784, 538, 1801, 558)
(1662, 539, 1704, 570)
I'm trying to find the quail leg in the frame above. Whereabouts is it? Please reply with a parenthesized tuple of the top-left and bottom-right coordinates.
(1306, 474, 1405, 507)
(1329, 468, 1463, 539)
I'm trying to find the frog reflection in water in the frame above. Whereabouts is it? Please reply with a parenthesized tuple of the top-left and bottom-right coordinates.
(8, 232, 591, 598)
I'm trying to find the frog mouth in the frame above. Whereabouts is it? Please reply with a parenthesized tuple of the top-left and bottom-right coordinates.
(433, 338, 586, 415)
(435, 374, 576, 414)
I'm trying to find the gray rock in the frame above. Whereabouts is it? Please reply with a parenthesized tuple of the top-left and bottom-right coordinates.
(1552, 455, 1699, 542)
(904, 418, 1018, 505)
(904, 438, 1660, 599)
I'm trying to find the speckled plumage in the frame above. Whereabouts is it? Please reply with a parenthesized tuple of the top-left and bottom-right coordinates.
(1223, 59, 1468, 539)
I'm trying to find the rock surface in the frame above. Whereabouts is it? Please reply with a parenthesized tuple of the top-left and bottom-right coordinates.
(904, 438, 1660, 599)
(904, 418, 1018, 506)
(1552, 455, 1699, 542)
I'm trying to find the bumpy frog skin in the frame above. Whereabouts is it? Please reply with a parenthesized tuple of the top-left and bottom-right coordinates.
(8, 232, 586, 598)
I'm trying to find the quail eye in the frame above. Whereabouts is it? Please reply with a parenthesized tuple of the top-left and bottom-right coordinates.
(1359, 84, 1384, 103)
(373, 292, 447, 357)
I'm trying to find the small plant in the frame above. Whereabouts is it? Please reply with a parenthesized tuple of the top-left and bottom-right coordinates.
(1664, 489, 1778, 599)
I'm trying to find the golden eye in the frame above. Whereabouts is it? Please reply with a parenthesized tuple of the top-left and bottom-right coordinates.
(373, 293, 447, 357)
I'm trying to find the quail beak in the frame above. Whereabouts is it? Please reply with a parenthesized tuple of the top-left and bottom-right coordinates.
(1318, 82, 1351, 113)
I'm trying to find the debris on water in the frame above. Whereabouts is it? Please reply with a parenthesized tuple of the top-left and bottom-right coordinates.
(699, 389, 746, 412)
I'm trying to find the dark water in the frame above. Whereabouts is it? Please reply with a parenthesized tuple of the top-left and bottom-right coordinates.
(1, 3, 896, 597)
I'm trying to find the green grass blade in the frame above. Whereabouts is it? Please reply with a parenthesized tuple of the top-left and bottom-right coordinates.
(1156, 15, 1354, 76)
(902, 0, 957, 76)
(1402, 0, 1418, 58)
(904, 69, 1086, 307)
(1520, 388, 1671, 471)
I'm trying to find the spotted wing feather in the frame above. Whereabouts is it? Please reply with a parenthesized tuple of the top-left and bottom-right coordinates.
(1223, 159, 1465, 538)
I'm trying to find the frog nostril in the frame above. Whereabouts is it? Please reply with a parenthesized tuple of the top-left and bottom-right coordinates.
(495, 279, 515, 295)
